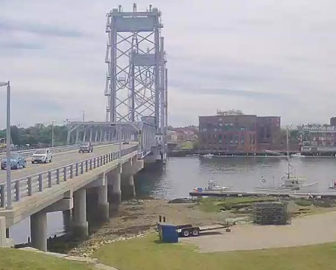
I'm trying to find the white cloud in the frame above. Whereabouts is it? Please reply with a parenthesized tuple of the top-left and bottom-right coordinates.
(0, 0, 336, 128)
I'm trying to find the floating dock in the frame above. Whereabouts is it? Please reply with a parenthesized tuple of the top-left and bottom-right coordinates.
(189, 190, 336, 199)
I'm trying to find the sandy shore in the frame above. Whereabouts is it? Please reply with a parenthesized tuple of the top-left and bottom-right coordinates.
(182, 210, 336, 252)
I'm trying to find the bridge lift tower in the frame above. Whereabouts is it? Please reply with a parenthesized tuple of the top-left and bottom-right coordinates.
(105, 4, 168, 161)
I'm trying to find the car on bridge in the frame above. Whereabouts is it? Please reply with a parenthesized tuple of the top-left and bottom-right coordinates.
(79, 142, 93, 153)
(32, 149, 53, 163)
(1, 153, 27, 170)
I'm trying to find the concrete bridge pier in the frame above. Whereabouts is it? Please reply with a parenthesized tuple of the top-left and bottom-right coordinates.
(121, 175, 136, 199)
(121, 157, 143, 199)
(95, 174, 109, 222)
(30, 195, 73, 251)
(85, 173, 110, 222)
(63, 210, 72, 231)
(108, 167, 122, 212)
(30, 211, 47, 251)
(127, 175, 136, 198)
(72, 189, 88, 238)
(0, 217, 13, 249)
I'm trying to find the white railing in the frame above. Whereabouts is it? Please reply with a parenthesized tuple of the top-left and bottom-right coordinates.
(0, 145, 138, 208)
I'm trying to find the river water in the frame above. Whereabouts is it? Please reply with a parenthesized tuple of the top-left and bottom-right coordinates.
(10, 156, 336, 244)
(136, 156, 336, 199)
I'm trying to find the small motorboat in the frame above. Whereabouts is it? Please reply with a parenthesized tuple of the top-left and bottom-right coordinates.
(194, 180, 229, 193)
(291, 153, 305, 158)
(202, 153, 214, 158)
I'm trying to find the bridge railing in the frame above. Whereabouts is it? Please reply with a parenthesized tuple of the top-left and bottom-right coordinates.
(0, 145, 138, 208)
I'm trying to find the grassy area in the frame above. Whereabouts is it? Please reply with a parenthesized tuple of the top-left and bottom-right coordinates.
(94, 233, 336, 270)
(0, 248, 92, 270)
(197, 197, 277, 212)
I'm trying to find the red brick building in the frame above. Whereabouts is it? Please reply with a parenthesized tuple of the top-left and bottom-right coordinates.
(199, 113, 280, 154)
(256, 116, 281, 151)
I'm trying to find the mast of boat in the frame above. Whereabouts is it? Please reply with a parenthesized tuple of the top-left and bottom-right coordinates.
(286, 126, 290, 179)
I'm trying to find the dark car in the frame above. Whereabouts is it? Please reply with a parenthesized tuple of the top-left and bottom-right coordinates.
(1, 153, 26, 170)
(79, 142, 93, 153)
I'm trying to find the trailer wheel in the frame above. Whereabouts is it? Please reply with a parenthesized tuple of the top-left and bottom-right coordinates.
(192, 229, 199, 236)
(182, 229, 190, 237)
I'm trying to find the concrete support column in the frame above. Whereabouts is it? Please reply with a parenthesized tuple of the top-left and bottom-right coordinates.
(75, 129, 79, 144)
(97, 184, 109, 221)
(103, 130, 107, 142)
(0, 217, 7, 248)
(100, 129, 103, 142)
(83, 129, 87, 143)
(72, 189, 88, 238)
(108, 172, 121, 211)
(31, 211, 47, 251)
(123, 175, 136, 199)
(67, 130, 71, 145)
(95, 129, 99, 142)
(89, 128, 93, 142)
(63, 210, 71, 231)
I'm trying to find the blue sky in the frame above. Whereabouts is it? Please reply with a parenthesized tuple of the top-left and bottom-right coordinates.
(0, 0, 336, 128)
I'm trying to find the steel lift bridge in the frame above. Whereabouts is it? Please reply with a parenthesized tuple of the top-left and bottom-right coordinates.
(67, 4, 168, 162)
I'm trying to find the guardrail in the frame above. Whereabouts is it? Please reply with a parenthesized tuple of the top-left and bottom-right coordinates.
(0, 145, 138, 208)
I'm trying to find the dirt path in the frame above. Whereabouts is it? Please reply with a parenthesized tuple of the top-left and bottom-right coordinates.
(181, 210, 336, 252)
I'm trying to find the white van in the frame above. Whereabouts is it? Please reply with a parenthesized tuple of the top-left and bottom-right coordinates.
(32, 149, 53, 163)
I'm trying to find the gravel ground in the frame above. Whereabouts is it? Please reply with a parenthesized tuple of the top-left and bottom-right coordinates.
(181, 210, 336, 252)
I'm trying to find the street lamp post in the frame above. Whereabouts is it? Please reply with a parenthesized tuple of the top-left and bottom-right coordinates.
(118, 124, 122, 158)
(51, 120, 55, 148)
(0, 81, 12, 209)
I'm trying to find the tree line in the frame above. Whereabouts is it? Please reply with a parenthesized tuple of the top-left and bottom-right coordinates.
(0, 124, 68, 148)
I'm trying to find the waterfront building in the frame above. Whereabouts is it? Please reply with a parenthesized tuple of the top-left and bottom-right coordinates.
(199, 111, 280, 154)
(298, 120, 336, 155)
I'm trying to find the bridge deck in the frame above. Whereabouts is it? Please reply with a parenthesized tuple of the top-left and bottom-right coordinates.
(0, 143, 139, 227)
(0, 143, 130, 183)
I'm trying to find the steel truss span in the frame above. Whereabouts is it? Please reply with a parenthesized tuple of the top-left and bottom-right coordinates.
(105, 4, 167, 139)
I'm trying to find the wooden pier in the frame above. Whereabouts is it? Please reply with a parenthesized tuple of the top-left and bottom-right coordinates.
(189, 190, 336, 199)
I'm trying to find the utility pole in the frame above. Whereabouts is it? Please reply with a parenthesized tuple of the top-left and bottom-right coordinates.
(82, 111, 85, 122)
(6, 81, 11, 209)
(0, 81, 12, 209)
(51, 120, 55, 148)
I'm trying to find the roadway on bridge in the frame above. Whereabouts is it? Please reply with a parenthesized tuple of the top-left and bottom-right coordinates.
(0, 143, 136, 182)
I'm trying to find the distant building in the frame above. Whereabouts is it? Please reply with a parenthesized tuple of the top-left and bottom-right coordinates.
(256, 116, 281, 151)
(330, 117, 336, 127)
(298, 123, 336, 155)
(199, 111, 280, 154)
